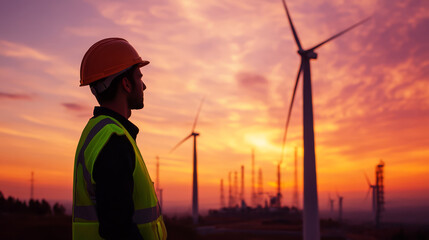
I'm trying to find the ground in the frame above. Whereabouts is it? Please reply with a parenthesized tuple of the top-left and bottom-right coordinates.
(0, 213, 428, 239)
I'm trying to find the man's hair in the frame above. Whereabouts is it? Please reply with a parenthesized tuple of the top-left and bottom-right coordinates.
(91, 65, 137, 104)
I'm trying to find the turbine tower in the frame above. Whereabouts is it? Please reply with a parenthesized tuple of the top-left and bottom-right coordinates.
(337, 192, 343, 223)
(364, 172, 377, 214)
(328, 193, 334, 213)
(280, 1, 370, 239)
(170, 97, 204, 224)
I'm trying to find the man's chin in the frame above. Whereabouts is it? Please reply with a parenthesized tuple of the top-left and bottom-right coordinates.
(130, 102, 144, 110)
(131, 104, 144, 110)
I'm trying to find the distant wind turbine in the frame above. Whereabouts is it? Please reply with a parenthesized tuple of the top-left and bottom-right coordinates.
(364, 172, 377, 214)
(328, 193, 335, 213)
(279, 1, 370, 239)
(337, 191, 344, 223)
(169, 97, 205, 225)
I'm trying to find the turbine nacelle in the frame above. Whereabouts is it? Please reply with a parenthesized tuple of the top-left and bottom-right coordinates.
(298, 50, 318, 59)
(192, 132, 200, 137)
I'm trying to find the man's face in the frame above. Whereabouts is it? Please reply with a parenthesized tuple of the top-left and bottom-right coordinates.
(128, 67, 146, 110)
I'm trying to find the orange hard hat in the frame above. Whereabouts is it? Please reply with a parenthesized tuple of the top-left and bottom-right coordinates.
(80, 38, 149, 86)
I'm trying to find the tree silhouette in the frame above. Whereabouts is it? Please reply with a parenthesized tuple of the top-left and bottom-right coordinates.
(0, 191, 65, 216)
(53, 202, 66, 215)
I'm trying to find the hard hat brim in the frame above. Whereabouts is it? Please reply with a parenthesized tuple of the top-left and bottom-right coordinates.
(139, 60, 150, 67)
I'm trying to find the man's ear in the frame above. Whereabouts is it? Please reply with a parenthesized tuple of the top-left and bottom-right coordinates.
(121, 77, 132, 93)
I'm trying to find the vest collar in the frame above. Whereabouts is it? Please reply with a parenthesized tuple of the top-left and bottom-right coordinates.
(93, 107, 139, 140)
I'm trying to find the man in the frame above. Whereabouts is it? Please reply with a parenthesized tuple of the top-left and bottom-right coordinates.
(72, 38, 167, 240)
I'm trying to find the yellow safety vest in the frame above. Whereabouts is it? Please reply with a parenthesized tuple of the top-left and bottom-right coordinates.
(72, 115, 167, 240)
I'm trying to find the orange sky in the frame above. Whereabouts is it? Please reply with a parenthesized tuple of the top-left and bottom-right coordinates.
(0, 0, 428, 215)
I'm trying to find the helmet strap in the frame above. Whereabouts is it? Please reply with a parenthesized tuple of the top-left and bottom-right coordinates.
(90, 66, 133, 96)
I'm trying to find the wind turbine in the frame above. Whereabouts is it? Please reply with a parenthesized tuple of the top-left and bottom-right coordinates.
(328, 193, 335, 214)
(169, 98, 205, 224)
(364, 172, 377, 214)
(279, 1, 370, 239)
(337, 192, 344, 223)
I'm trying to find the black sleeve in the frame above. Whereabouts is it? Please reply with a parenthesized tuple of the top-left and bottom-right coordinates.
(93, 134, 143, 240)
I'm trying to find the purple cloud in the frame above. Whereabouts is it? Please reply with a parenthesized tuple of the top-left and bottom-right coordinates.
(62, 103, 90, 112)
(236, 71, 270, 103)
(0, 92, 32, 100)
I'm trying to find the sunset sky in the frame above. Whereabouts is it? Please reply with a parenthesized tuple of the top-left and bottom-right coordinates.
(0, 0, 428, 216)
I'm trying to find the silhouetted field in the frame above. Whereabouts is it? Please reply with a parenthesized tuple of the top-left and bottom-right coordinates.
(0, 213, 428, 239)
(164, 214, 429, 240)
(0, 214, 71, 240)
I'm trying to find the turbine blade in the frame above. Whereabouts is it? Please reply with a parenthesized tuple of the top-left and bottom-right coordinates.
(309, 16, 371, 51)
(280, 60, 303, 162)
(191, 97, 205, 133)
(364, 172, 371, 186)
(365, 187, 371, 201)
(169, 133, 193, 153)
(328, 193, 332, 207)
(281, 0, 303, 51)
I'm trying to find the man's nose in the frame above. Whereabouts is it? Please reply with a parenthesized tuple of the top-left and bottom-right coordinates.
(142, 81, 146, 90)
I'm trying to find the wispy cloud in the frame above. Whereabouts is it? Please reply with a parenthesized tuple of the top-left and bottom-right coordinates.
(62, 102, 91, 113)
(236, 71, 270, 103)
(0, 40, 52, 61)
(0, 92, 32, 100)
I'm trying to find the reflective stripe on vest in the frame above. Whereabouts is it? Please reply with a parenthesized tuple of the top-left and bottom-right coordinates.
(73, 117, 161, 223)
(76, 118, 114, 206)
(74, 204, 162, 224)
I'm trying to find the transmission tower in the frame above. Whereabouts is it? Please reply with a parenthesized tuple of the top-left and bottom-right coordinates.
(159, 189, 163, 209)
(258, 167, 263, 206)
(30, 171, 34, 200)
(220, 179, 225, 208)
(277, 163, 282, 208)
(240, 165, 245, 204)
(228, 171, 232, 207)
(251, 148, 255, 207)
(155, 156, 163, 208)
(234, 171, 238, 207)
(156, 156, 160, 195)
(375, 160, 385, 228)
